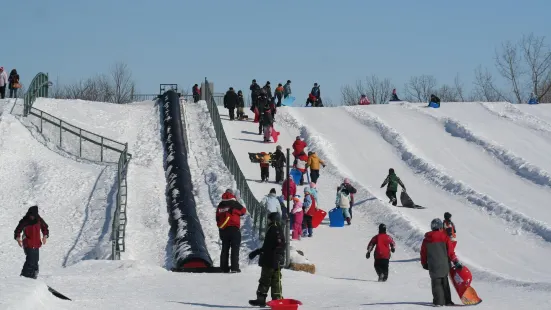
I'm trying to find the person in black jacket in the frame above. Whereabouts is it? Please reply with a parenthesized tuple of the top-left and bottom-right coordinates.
(8, 69, 20, 99)
(249, 212, 286, 307)
(272, 145, 286, 183)
(263, 81, 272, 98)
(192, 83, 200, 102)
(224, 87, 239, 120)
(237, 90, 245, 120)
(250, 79, 261, 110)
(257, 90, 269, 135)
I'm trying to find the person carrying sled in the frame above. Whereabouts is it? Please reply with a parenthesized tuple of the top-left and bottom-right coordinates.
(192, 83, 201, 102)
(248, 212, 286, 306)
(283, 80, 292, 99)
(443, 212, 457, 252)
(390, 88, 400, 101)
(250, 79, 261, 109)
(282, 174, 297, 201)
(302, 187, 317, 237)
(274, 83, 284, 107)
(366, 223, 396, 282)
(428, 94, 441, 108)
(271, 145, 286, 183)
(259, 152, 271, 182)
(291, 195, 304, 240)
(14, 205, 49, 279)
(307, 151, 326, 184)
(216, 190, 247, 273)
(224, 87, 239, 120)
(359, 94, 371, 105)
(337, 178, 357, 217)
(380, 168, 405, 206)
(421, 218, 462, 307)
(292, 136, 307, 160)
(335, 184, 353, 225)
(262, 188, 282, 221)
(237, 90, 246, 120)
(293, 151, 308, 185)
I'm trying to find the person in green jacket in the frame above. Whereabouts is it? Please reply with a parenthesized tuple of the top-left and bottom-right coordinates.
(380, 168, 406, 206)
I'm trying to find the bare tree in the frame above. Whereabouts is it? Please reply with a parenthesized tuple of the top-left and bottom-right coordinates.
(404, 75, 437, 102)
(495, 41, 524, 103)
(322, 97, 334, 107)
(437, 84, 459, 102)
(365, 75, 393, 104)
(521, 33, 551, 102)
(340, 84, 360, 106)
(111, 62, 134, 104)
(454, 74, 466, 101)
(472, 66, 504, 102)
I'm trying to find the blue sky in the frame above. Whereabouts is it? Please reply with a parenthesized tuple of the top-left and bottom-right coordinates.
(4, 0, 550, 103)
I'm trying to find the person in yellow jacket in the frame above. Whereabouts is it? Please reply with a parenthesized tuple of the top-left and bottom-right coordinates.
(307, 151, 326, 184)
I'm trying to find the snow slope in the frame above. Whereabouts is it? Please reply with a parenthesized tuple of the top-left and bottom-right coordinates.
(32, 98, 170, 267)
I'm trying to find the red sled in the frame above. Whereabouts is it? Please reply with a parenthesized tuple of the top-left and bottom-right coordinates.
(254, 107, 260, 123)
(271, 126, 280, 143)
(311, 209, 327, 228)
(449, 265, 482, 305)
(266, 298, 302, 310)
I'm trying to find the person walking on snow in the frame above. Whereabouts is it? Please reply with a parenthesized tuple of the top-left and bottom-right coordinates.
(274, 83, 284, 107)
(0, 67, 8, 99)
(302, 187, 317, 237)
(263, 81, 273, 98)
(257, 90, 269, 134)
(292, 136, 307, 160)
(262, 188, 282, 222)
(335, 185, 353, 225)
(421, 218, 462, 307)
(250, 79, 261, 110)
(366, 223, 396, 282)
(359, 94, 371, 105)
(14, 205, 49, 279)
(271, 145, 286, 183)
(443, 212, 457, 252)
(224, 87, 239, 120)
(259, 152, 271, 182)
(192, 83, 201, 102)
(237, 90, 246, 120)
(261, 106, 274, 143)
(291, 195, 304, 240)
(307, 151, 326, 184)
(293, 151, 308, 185)
(337, 179, 357, 218)
(380, 168, 405, 206)
(282, 174, 297, 201)
(248, 212, 286, 306)
(216, 189, 247, 273)
(283, 80, 292, 99)
(8, 69, 20, 99)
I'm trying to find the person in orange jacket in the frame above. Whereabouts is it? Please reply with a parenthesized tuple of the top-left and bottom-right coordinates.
(274, 83, 284, 107)
(259, 152, 271, 182)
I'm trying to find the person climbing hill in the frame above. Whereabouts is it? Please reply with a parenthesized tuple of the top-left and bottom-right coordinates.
(292, 136, 307, 159)
(307, 151, 326, 184)
(380, 168, 405, 206)
(366, 223, 396, 282)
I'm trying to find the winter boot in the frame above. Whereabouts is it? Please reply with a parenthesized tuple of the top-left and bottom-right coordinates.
(230, 268, 241, 273)
(378, 273, 384, 282)
(346, 217, 351, 225)
(249, 296, 267, 307)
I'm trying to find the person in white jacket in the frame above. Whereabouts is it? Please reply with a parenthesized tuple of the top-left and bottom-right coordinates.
(0, 67, 8, 99)
(261, 188, 282, 221)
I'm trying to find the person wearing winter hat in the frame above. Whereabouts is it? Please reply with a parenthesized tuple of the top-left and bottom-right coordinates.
(421, 218, 461, 306)
(380, 168, 406, 206)
(216, 190, 247, 273)
(366, 223, 396, 282)
(14, 205, 49, 279)
(443, 212, 457, 252)
(274, 83, 284, 107)
(271, 145, 286, 183)
(281, 174, 296, 201)
(248, 212, 286, 306)
(292, 136, 307, 159)
(337, 178, 357, 218)
(291, 195, 304, 240)
(302, 187, 317, 237)
(261, 188, 282, 222)
(283, 80, 292, 99)
(263, 81, 272, 98)
(307, 151, 326, 184)
(250, 79, 261, 109)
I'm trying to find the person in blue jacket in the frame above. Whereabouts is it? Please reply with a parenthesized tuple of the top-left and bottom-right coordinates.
(528, 92, 539, 104)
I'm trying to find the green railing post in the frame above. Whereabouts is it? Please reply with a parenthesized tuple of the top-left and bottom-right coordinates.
(59, 119, 62, 147)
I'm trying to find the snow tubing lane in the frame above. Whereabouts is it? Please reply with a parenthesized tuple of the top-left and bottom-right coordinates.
(160, 90, 213, 271)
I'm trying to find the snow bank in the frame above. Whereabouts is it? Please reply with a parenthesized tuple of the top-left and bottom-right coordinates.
(0, 278, 69, 310)
(480, 101, 551, 134)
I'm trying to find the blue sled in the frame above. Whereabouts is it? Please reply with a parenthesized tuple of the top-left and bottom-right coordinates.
(282, 96, 296, 107)
(290, 168, 302, 184)
(329, 207, 345, 227)
(528, 98, 538, 105)
(428, 101, 440, 108)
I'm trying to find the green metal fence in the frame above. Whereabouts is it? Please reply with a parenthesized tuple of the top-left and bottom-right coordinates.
(23, 72, 50, 116)
(202, 79, 268, 240)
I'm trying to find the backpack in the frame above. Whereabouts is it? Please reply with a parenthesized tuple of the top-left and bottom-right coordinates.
(338, 190, 350, 208)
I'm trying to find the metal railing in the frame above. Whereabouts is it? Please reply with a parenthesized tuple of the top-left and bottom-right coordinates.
(25, 105, 131, 260)
(202, 79, 268, 240)
(132, 93, 225, 106)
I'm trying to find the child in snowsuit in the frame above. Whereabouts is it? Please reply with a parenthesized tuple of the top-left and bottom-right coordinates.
(291, 196, 304, 240)
(428, 94, 441, 108)
(336, 185, 352, 225)
(380, 168, 406, 206)
(302, 187, 317, 237)
(443, 212, 457, 252)
(307, 151, 326, 184)
(259, 152, 271, 182)
(249, 212, 286, 307)
(14, 205, 49, 279)
(366, 224, 395, 282)
(293, 151, 308, 185)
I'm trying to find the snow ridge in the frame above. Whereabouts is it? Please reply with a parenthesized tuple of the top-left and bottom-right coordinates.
(480, 101, 551, 134)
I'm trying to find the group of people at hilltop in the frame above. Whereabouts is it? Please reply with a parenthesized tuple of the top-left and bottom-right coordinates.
(0, 67, 21, 99)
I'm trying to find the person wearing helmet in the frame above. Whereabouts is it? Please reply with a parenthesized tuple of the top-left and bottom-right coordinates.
(443, 212, 457, 251)
(271, 145, 286, 183)
(283, 80, 292, 99)
(421, 218, 462, 306)
(366, 223, 396, 282)
(380, 168, 406, 206)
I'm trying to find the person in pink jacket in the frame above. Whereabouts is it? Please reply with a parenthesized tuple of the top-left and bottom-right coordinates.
(291, 195, 304, 240)
(359, 94, 371, 105)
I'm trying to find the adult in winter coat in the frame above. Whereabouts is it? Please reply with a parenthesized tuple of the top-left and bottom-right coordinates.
(291, 196, 304, 240)
(8, 69, 20, 99)
(216, 190, 247, 273)
(261, 108, 274, 143)
(283, 80, 292, 98)
(237, 90, 245, 119)
(192, 83, 201, 102)
(248, 212, 286, 306)
(421, 218, 462, 307)
(14, 205, 49, 279)
(271, 145, 286, 183)
(282, 176, 296, 201)
(390, 88, 400, 101)
(262, 188, 282, 221)
(380, 168, 405, 206)
(250, 79, 261, 109)
(223, 87, 239, 120)
(293, 151, 308, 185)
(302, 187, 317, 237)
(307, 151, 326, 184)
(257, 90, 270, 134)
(274, 83, 284, 106)
(337, 179, 357, 217)
(263, 81, 273, 98)
(359, 94, 371, 105)
(311, 83, 321, 100)
(292, 136, 307, 159)
(366, 224, 396, 282)
(0, 67, 8, 99)
(443, 212, 457, 252)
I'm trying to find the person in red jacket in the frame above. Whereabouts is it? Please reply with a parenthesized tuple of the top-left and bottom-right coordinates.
(14, 205, 49, 279)
(216, 189, 247, 273)
(292, 136, 307, 159)
(281, 175, 297, 201)
(421, 218, 462, 306)
(366, 223, 395, 282)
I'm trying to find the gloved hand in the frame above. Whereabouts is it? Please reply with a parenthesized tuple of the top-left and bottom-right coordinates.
(249, 249, 261, 260)
(380, 185, 384, 188)
(391, 247, 395, 253)
(454, 261, 463, 270)
(366, 252, 370, 259)
(422, 264, 428, 270)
